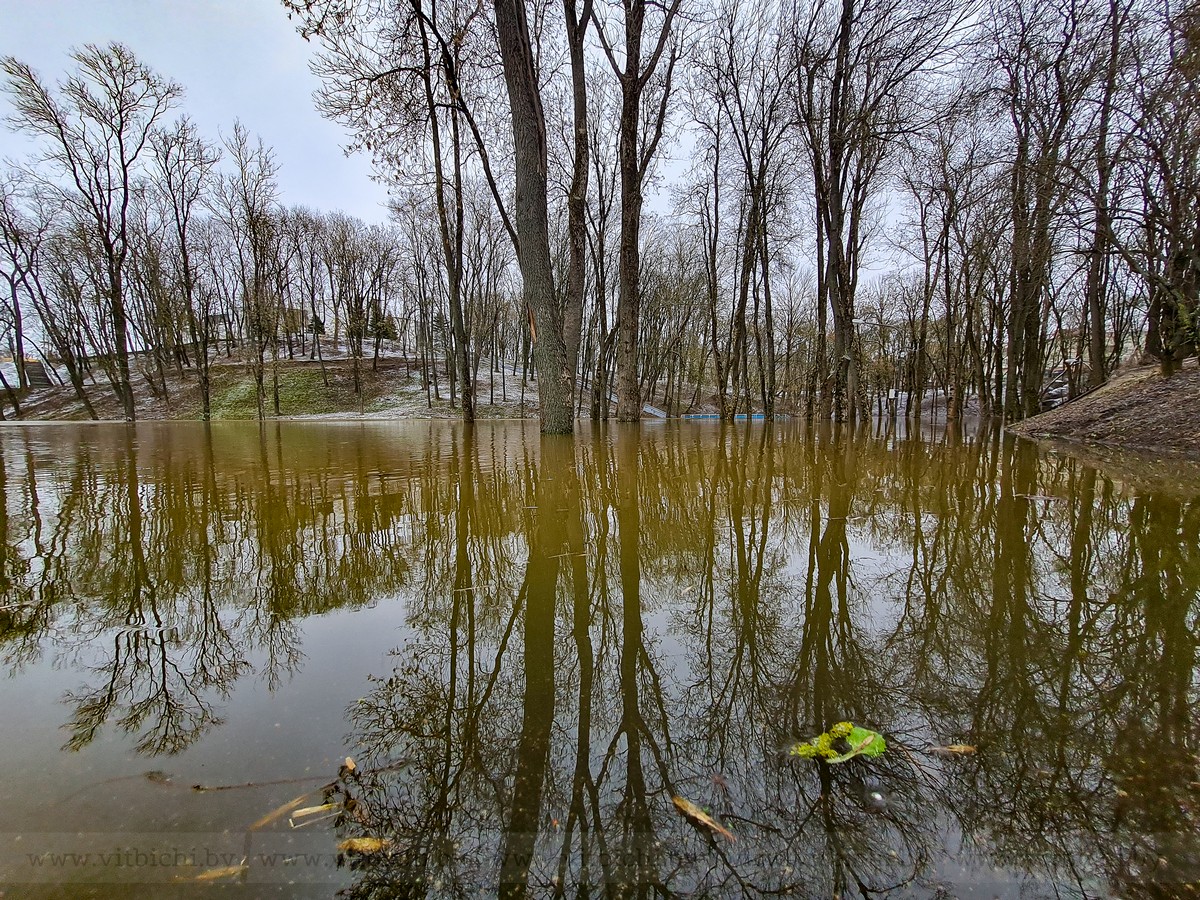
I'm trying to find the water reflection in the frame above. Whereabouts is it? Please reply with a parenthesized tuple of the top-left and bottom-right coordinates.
(1, 421, 1198, 897)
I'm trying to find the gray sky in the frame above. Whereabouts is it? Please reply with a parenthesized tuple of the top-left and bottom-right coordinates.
(0, 0, 392, 223)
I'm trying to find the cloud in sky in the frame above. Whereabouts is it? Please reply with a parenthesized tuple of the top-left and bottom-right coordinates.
(0, 0, 392, 223)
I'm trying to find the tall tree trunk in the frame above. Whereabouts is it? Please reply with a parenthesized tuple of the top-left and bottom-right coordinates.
(1086, 0, 1122, 389)
(416, 14, 473, 423)
(604, 0, 680, 422)
(110, 266, 136, 422)
(759, 205, 777, 417)
(615, 53, 644, 423)
(729, 183, 760, 419)
(562, 0, 592, 406)
(494, 0, 575, 433)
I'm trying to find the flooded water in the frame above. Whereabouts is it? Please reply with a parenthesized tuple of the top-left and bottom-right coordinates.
(0, 420, 1198, 898)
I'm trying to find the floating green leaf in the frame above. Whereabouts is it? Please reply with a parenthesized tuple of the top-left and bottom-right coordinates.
(829, 726, 886, 762)
(790, 721, 885, 764)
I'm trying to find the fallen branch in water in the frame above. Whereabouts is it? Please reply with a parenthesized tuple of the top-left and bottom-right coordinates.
(192, 774, 332, 793)
(193, 754, 412, 794)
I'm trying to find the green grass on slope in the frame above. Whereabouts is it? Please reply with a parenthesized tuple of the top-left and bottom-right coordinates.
(209, 367, 349, 419)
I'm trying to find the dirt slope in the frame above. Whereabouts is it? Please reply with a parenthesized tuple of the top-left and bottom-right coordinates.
(1009, 363, 1200, 455)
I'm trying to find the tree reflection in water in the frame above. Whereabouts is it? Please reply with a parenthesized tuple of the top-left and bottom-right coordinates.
(329, 424, 1200, 898)
(0, 421, 1198, 897)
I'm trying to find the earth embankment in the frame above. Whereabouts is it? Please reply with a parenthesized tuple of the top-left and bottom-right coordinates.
(1008, 363, 1200, 456)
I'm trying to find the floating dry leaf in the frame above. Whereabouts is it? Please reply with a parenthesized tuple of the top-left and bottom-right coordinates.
(249, 789, 321, 832)
(178, 863, 248, 882)
(929, 744, 977, 757)
(344, 756, 357, 773)
(289, 802, 340, 827)
(672, 796, 736, 842)
(337, 837, 391, 854)
(293, 802, 339, 819)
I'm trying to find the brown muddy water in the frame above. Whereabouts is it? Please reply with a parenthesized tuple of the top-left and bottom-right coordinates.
(0, 420, 1197, 898)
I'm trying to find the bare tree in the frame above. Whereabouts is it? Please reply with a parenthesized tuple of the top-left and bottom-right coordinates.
(215, 122, 281, 420)
(9, 197, 101, 418)
(285, 0, 521, 423)
(562, 0, 595, 408)
(988, 0, 1108, 420)
(690, 0, 796, 418)
(151, 117, 221, 418)
(494, 0, 577, 432)
(1, 43, 180, 421)
(0, 177, 36, 398)
(1082, 0, 1136, 388)
(591, 0, 683, 421)
(1115, 0, 1200, 375)
(789, 0, 966, 422)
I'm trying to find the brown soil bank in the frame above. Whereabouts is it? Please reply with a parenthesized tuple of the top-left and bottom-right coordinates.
(1008, 363, 1200, 456)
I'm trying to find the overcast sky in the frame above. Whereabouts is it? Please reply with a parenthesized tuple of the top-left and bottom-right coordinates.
(0, 0, 392, 223)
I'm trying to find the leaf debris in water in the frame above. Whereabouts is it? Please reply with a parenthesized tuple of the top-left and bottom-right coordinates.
(177, 863, 248, 882)
(249, 789, 322, 832)
(289, 802, 340, 828)
(337, 837, 391, 854)
(929, 744, 976, 757)
(791, 722, 886, 763)
(672, 796, 736, 842)
(827, 727, 887, 763)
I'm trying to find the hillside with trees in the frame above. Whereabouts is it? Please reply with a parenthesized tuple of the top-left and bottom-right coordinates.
(1, 0, 1196, 435)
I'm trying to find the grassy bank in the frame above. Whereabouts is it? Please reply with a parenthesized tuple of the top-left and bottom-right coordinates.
(8, 357, 536, 422)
